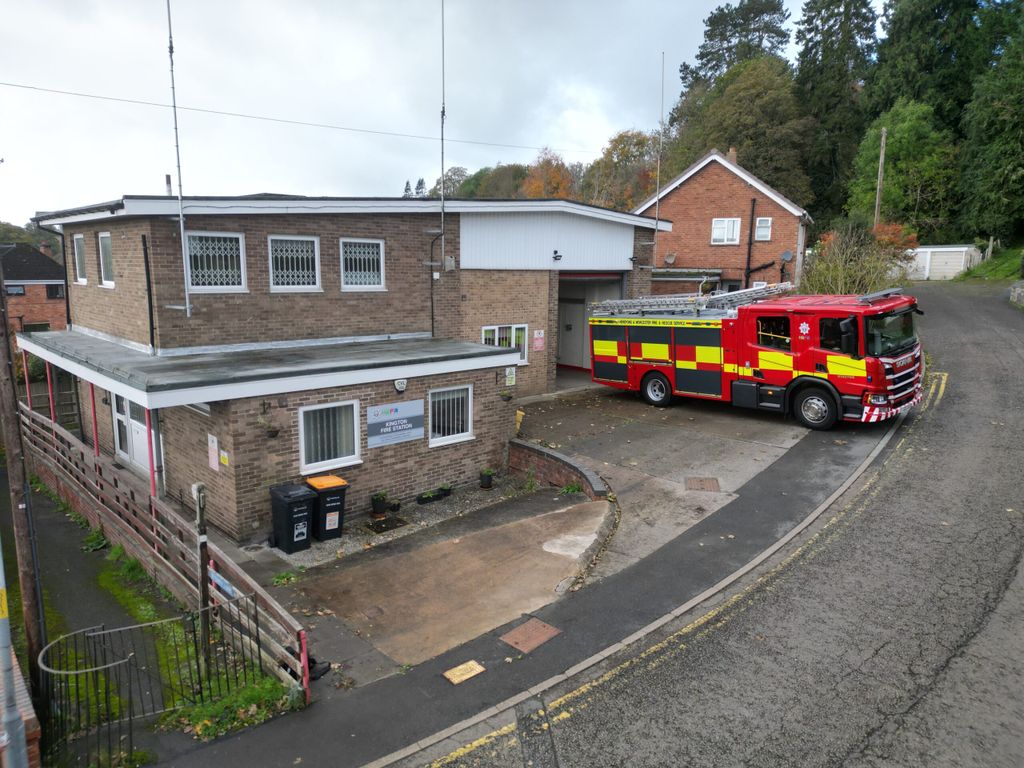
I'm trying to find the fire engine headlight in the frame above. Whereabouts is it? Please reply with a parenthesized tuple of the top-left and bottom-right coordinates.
(869, 394, 888, 405)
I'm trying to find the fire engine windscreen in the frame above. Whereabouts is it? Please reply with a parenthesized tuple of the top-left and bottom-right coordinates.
(866, 310, 917, 357)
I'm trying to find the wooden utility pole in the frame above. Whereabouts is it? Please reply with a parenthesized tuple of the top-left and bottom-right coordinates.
(873, 127, 888, 228)
(0, 264, 43, 689)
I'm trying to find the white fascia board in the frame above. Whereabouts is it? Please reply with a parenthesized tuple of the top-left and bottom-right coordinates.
(37, 197, 671, 231)
(3, 280, 65, 285)
(17, 332, 520, 410)
(633, 154, 807, 219)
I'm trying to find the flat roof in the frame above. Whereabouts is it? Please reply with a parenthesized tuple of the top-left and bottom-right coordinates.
(16, 332, 519, 409)
(33, 195, 671, 231)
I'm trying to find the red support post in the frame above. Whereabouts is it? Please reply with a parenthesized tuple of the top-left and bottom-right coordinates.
(20, 351, 32, 409)
(299, 629, 311, 705)
(89, 383, 100, 457)
(44, 362, 56, 440)
(144, 408, 157, 498)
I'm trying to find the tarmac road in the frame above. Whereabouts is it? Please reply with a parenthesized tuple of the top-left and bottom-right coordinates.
(418, 281, 1024, 767)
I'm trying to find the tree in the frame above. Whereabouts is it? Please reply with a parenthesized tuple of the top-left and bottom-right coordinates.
(665, 56, 816, 206)
(521, 149, 575, 199)
(0, 221, 61, 256)
(795, 0, 877, 222)
(475, 163, 529, 198)
(801, 218, 917, 294)
(429, 167, 469, 197)
(846, 99, 959, 240)
(959, 20, 1024, 238)
(678, 0, 790, 90)
(402, 180, 412, 197)
(582, 130, 658, 210)
(414, 178, 426, 197)
(868, 0, 1020, 136)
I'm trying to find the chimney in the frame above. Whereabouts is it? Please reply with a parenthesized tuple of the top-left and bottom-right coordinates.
(727, 147, 737, 164)
(165, 174, 173, 196)
(38, 242, 53, 259)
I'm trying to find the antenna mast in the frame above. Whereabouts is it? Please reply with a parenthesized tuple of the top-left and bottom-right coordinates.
(653, 51, 665, 266)
(166, 0, 191, 317)
(439, 0, 446, 269)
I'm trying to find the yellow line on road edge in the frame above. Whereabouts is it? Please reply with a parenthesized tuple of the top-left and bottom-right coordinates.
(367, 382, 942, 767)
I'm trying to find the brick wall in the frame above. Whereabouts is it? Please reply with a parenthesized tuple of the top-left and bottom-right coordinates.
(639, 162, 800, 286)
(77, 381, 116, 456)
(626, 226, 653, 298)
(226, 366, 514, 541)
(508, 439, 608, 499)
(144, 213, 449, 349)
(5, 284, 67, 331)
(63, 221, 154, 345)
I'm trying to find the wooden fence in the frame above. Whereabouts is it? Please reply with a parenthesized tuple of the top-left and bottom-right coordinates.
(18, 403, 310, 702)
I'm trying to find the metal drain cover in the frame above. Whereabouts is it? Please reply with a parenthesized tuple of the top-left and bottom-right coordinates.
(685, 477, 721, 492)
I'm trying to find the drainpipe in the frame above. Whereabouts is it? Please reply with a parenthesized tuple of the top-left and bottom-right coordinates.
(743, 198, 756, 288)
(141, 235, 157, 353)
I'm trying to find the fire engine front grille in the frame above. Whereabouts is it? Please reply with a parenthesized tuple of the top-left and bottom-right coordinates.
(883, 349, 921, 404)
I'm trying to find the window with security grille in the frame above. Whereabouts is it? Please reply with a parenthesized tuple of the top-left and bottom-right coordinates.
(341, 239, 385, 290)
(187, 232, 246, 291)
(46, 284, 65, 299)
(269, 236, 320, 291)
(711, 218, 741, 244)
(98, 232, 115, 286)
(429, 386, 472, 446)
(482, 323, 528, 364)
(300, 401, 359, 473)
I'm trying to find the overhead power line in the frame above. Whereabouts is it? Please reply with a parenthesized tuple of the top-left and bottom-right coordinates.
(0, 80, 597, 156)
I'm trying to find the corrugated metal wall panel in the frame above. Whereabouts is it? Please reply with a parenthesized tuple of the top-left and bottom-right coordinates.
(460, 212, 634, 271)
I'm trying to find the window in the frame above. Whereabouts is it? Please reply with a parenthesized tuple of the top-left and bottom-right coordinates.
(98, 232, 115, 287)
(755, 217, 772, 241)
(5, 285, 25, 296)
(482, 323, 528, 364)
(429, 385, 473, 447)
(186, 232, 247, 292)
(46, 284, 65, 299)
(340, 238, 385, 290)
(711, 218, 741, 245)
(819, 318, 843, 352)
(73, 234, 87, 283)
(299, 401, 360, 473)
(23, 322, 50, 333)
(756, 316, 791, 351)
(269, 235, 321, 292)
(723, 281, 743, 292)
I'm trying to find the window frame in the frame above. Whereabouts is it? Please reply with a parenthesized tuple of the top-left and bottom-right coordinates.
(45, 284, 65, 300)
(97, 231, 115, 288)
(754, 217, 773, 241)
(268, 234, 322, 293)
(428, 384, 474, 448)
(72, 234, 87, 283)
(755, 315, 792, 352)
(297, 399, 361, 475)
(185, 231, 248, 294)
(340, 237, 386, 292)
(481, 323, 529, 365)
(710, 218, 741, 245)
(5, 284, 25, 296)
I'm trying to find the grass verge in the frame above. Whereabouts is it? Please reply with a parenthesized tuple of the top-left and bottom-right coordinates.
(956, 246, 1023, 281)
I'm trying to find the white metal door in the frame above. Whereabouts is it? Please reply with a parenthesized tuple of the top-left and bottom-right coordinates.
(557, 301, 586, 368)
(128, 401, 150, 469)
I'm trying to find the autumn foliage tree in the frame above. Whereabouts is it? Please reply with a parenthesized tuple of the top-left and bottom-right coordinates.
(520, 149, 576, 199)
(582, 130, 658, 211)
(802, 218, 915, 294)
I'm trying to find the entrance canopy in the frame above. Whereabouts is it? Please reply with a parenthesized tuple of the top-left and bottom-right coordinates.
(16, 331, 520, 409)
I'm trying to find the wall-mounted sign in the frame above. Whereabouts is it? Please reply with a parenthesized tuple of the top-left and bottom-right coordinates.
(207, 434, 219, 472)
(533, 329, 546, 351)
(505, 367, 517, 386)
(367, 399, 425, 448)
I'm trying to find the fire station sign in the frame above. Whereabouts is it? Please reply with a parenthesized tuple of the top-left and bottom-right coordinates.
(367, 400, 425, 448)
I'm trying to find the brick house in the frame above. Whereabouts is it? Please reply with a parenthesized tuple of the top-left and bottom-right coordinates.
(634, 149, 810, 294)
(1, 242, 68, 333)
(21, 195, 664, 542)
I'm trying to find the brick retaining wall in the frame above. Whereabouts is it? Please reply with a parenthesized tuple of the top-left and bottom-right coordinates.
(507, 439, 608, 499)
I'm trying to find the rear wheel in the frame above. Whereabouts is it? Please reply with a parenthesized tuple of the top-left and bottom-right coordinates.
(641, 372, 672, 407)
(793, 387, 838, 430)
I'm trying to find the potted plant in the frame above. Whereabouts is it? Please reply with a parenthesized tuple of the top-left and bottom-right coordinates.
(479, 467, 495, 489)
(438, 483, 452, 497)
(370, 492, 389, 519)
(416, 490, 437, 505)
(499, 389, 514, 402)
(256, 414, 280, 438)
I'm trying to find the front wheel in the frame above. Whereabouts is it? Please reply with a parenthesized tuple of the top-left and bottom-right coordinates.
(793, 387, 838, 430)
(641, 372, 672, 407)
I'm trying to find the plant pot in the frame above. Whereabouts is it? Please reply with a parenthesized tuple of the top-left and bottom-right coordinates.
(479, 473, 493, 489)
(500, 394, 513, 402)
(371, 496, 389, 517)
(437, 487, 452, 498)
(416, 493, 437, 505)
(264, 427, 280, 438)
(389, 501, 401, 513)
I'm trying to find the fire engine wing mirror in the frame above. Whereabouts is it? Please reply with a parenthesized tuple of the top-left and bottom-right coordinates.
(839, 317, 857, 357)
(913, 305, 924, 315)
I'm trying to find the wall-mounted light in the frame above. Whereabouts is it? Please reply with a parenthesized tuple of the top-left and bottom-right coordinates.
(552, 250, 563, 261)
(629, 256, 638, 263)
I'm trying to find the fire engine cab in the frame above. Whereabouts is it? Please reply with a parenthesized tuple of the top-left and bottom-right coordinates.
(588, 283, 924, 430)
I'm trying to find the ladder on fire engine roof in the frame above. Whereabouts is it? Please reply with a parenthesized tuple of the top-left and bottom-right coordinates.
(590, 282, 794, 316)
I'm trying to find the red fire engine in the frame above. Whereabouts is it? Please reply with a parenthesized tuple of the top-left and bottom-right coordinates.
(589, 283, 924, 430)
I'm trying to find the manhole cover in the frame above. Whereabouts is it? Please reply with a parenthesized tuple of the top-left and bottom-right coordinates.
(364, 517, 408, 534)
(500, 617, 562, 654)
(685, 477, 721, 492)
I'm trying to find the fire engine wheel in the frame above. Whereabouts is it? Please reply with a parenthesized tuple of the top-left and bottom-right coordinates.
(641, 373, 672, 407)
(794, 387, 838, 430)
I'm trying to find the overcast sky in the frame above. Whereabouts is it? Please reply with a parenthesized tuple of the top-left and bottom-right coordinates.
(1, 0, 871, 226)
